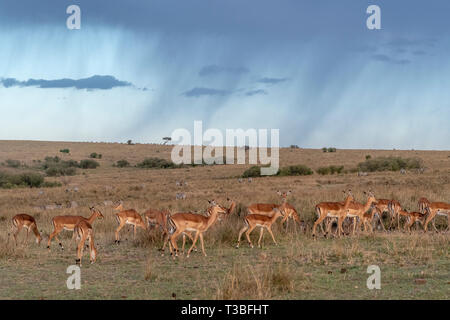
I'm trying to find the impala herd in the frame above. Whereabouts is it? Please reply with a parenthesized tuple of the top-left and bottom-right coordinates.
(7, 190, 449, 266)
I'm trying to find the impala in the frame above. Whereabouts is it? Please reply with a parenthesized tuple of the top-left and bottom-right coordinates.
(344, 191, 377, 235)
(418, 197, 438, 232)
(404, 211, 426, 232)
(47, 207, 104, 250)
(219, 198, 237, 216)
(423, 200, 450, 232)
(236, 207, 284, 248)
(74, 220, 97, 267)
(387, 200, 404, 230)
(10, 214, 42, 246)
(371, 199, 394, 232)
(167, 200, 226, 257)
(247, 191, 300, 230)
(114, 202, 147, 243)
(312, 190, 354, 237)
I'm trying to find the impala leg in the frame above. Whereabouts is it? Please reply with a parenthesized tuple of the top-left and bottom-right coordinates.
(133, 225, 137, 239)
(184, 232, 197, 252)
(267, 227, 277, 245)
(47, 227, 63, 250)
(186, 232, 200, 258)
(199, 233, 206, 257)
(257, 227, 264, 248)
(169, 229, 182, 257)
(13, 225, 22, 246)
(337, 216, 345, 237)
(115, 221, 126, 243)
(24, 227, 30, 245)
(76, 236, 85, 267)
(423, 211, 435, 233)
(236, 225, 248, 248)
(378, 213, 387, 232)
(181, 234, 186, 254)
(432, 218, 439, 232)
(313, 215, 327, 238)
(245, 226, 255, 248)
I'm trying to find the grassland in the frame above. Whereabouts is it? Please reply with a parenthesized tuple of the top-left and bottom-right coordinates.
(0, 140, 449, 300)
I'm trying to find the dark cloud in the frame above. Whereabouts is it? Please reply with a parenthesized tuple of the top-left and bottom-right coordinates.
(257, 77, 288, 85)
(199, 65, 249, 77)
(0, 75, 133, 90)
(371, 54, 411, 65)
(182, 87, 231, 97)
(245, 89, 267, 96)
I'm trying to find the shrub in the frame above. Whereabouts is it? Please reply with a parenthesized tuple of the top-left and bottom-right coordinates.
(365, 155, 372, 160)
(278, 165, 313, 176)
(79, 159, 100, 169)
(357, 156, 423, 172)
(115, 159, 130, 168)
(317, 165, 344, 175)
(45, 166, 77, 177)
(59, 149, 70, 154)
(290, 145, 300, 149)
(0, 172, 44, 188)
(90, 152, 102, 159)
(322, 147, 328, 153)
(242, 166, 262, 178)
(327, 147, 337, 152)
(5, 159, 21, 168)
(137, 158, 178, 169)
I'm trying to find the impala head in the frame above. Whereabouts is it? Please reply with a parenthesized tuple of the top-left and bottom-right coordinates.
(90, 207, 104, 220)
(113, 200, 124, 211)
(364, 191, 376, 203)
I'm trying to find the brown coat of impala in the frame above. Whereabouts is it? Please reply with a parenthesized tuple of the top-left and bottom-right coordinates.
(114, 202, 147, 243)
(423, 201, 450, 232)
(236, 207, 284, 248)
(47, 207, 104, 250)
(11, 214, 42, 246)
(74, 220, 97, 267)
(344, 192, 378, 235)
(313, 190, 354, 237)
(167, 200, 226, 257)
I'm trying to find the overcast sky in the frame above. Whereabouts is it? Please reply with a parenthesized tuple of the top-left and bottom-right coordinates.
(0, 0, 449, 149)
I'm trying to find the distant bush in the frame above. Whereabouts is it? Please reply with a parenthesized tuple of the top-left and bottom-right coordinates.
(115, 159, 130, 168)
(242, 164, 313, 178)
(357, 156, 423, 172)
(290, 145, 300, 149)
(322, 147, 337, 153)
(278, 165, 313, 176)
(316, 165, 344, 175)
(4, 159, 21, 168)
(242, 166, 262, 178)
(322, 147, 328, 153)
(137, 158, 179, 169)
(59, 149, 70, 154)
(366, 155, 372, 160)
(89, 152, 102, 159)
(42, 156, 79, 176)
(46, 166, 77, 177)
(0, 172, 44, 188)
(79, 159, 100, 169)
(42, 181, 62, 188)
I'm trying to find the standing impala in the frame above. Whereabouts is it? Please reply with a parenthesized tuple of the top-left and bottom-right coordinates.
(167, 200, 226, 257)
(47, 207, 104, 250)
(10, 214, 42, 246)
(387, 200, 404, 230)
(312, 190, 354, 238)
(114, 202, 147, 243)
(423, 200, 450, 232)
(418, 197, 439, 232)
(236, 207, 284, 248)
(247, 191, 300, 230)
(74, 220, 97, 267)
(344, 192, 377, 235)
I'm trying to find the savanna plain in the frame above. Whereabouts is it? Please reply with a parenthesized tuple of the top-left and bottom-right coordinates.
(0, 140, 449, 300)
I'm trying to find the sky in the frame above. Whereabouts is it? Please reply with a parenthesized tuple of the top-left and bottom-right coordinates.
(0, 0, 449, 149)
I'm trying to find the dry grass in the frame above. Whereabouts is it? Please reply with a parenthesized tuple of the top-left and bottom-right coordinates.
(0, 140, 449, 299)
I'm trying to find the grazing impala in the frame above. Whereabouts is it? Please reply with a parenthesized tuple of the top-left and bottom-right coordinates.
(10, 214, 42, 246)
(312, 190, 354, 238)
(167, 200, 226, 257)
(114, 202, 147, 243)
(74, 220, 97, 267)
(371, 199, 394, 231)
(219, 198, 237, 216)
(344, 192, 378, 235)
(236, 207, 284, 248)
(47, 207, 103, 250)
(423, 200, 450, 232)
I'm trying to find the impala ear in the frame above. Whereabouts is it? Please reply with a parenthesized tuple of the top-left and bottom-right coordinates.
(277, 190, 281, 195)
(287, 190, 292, 195)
